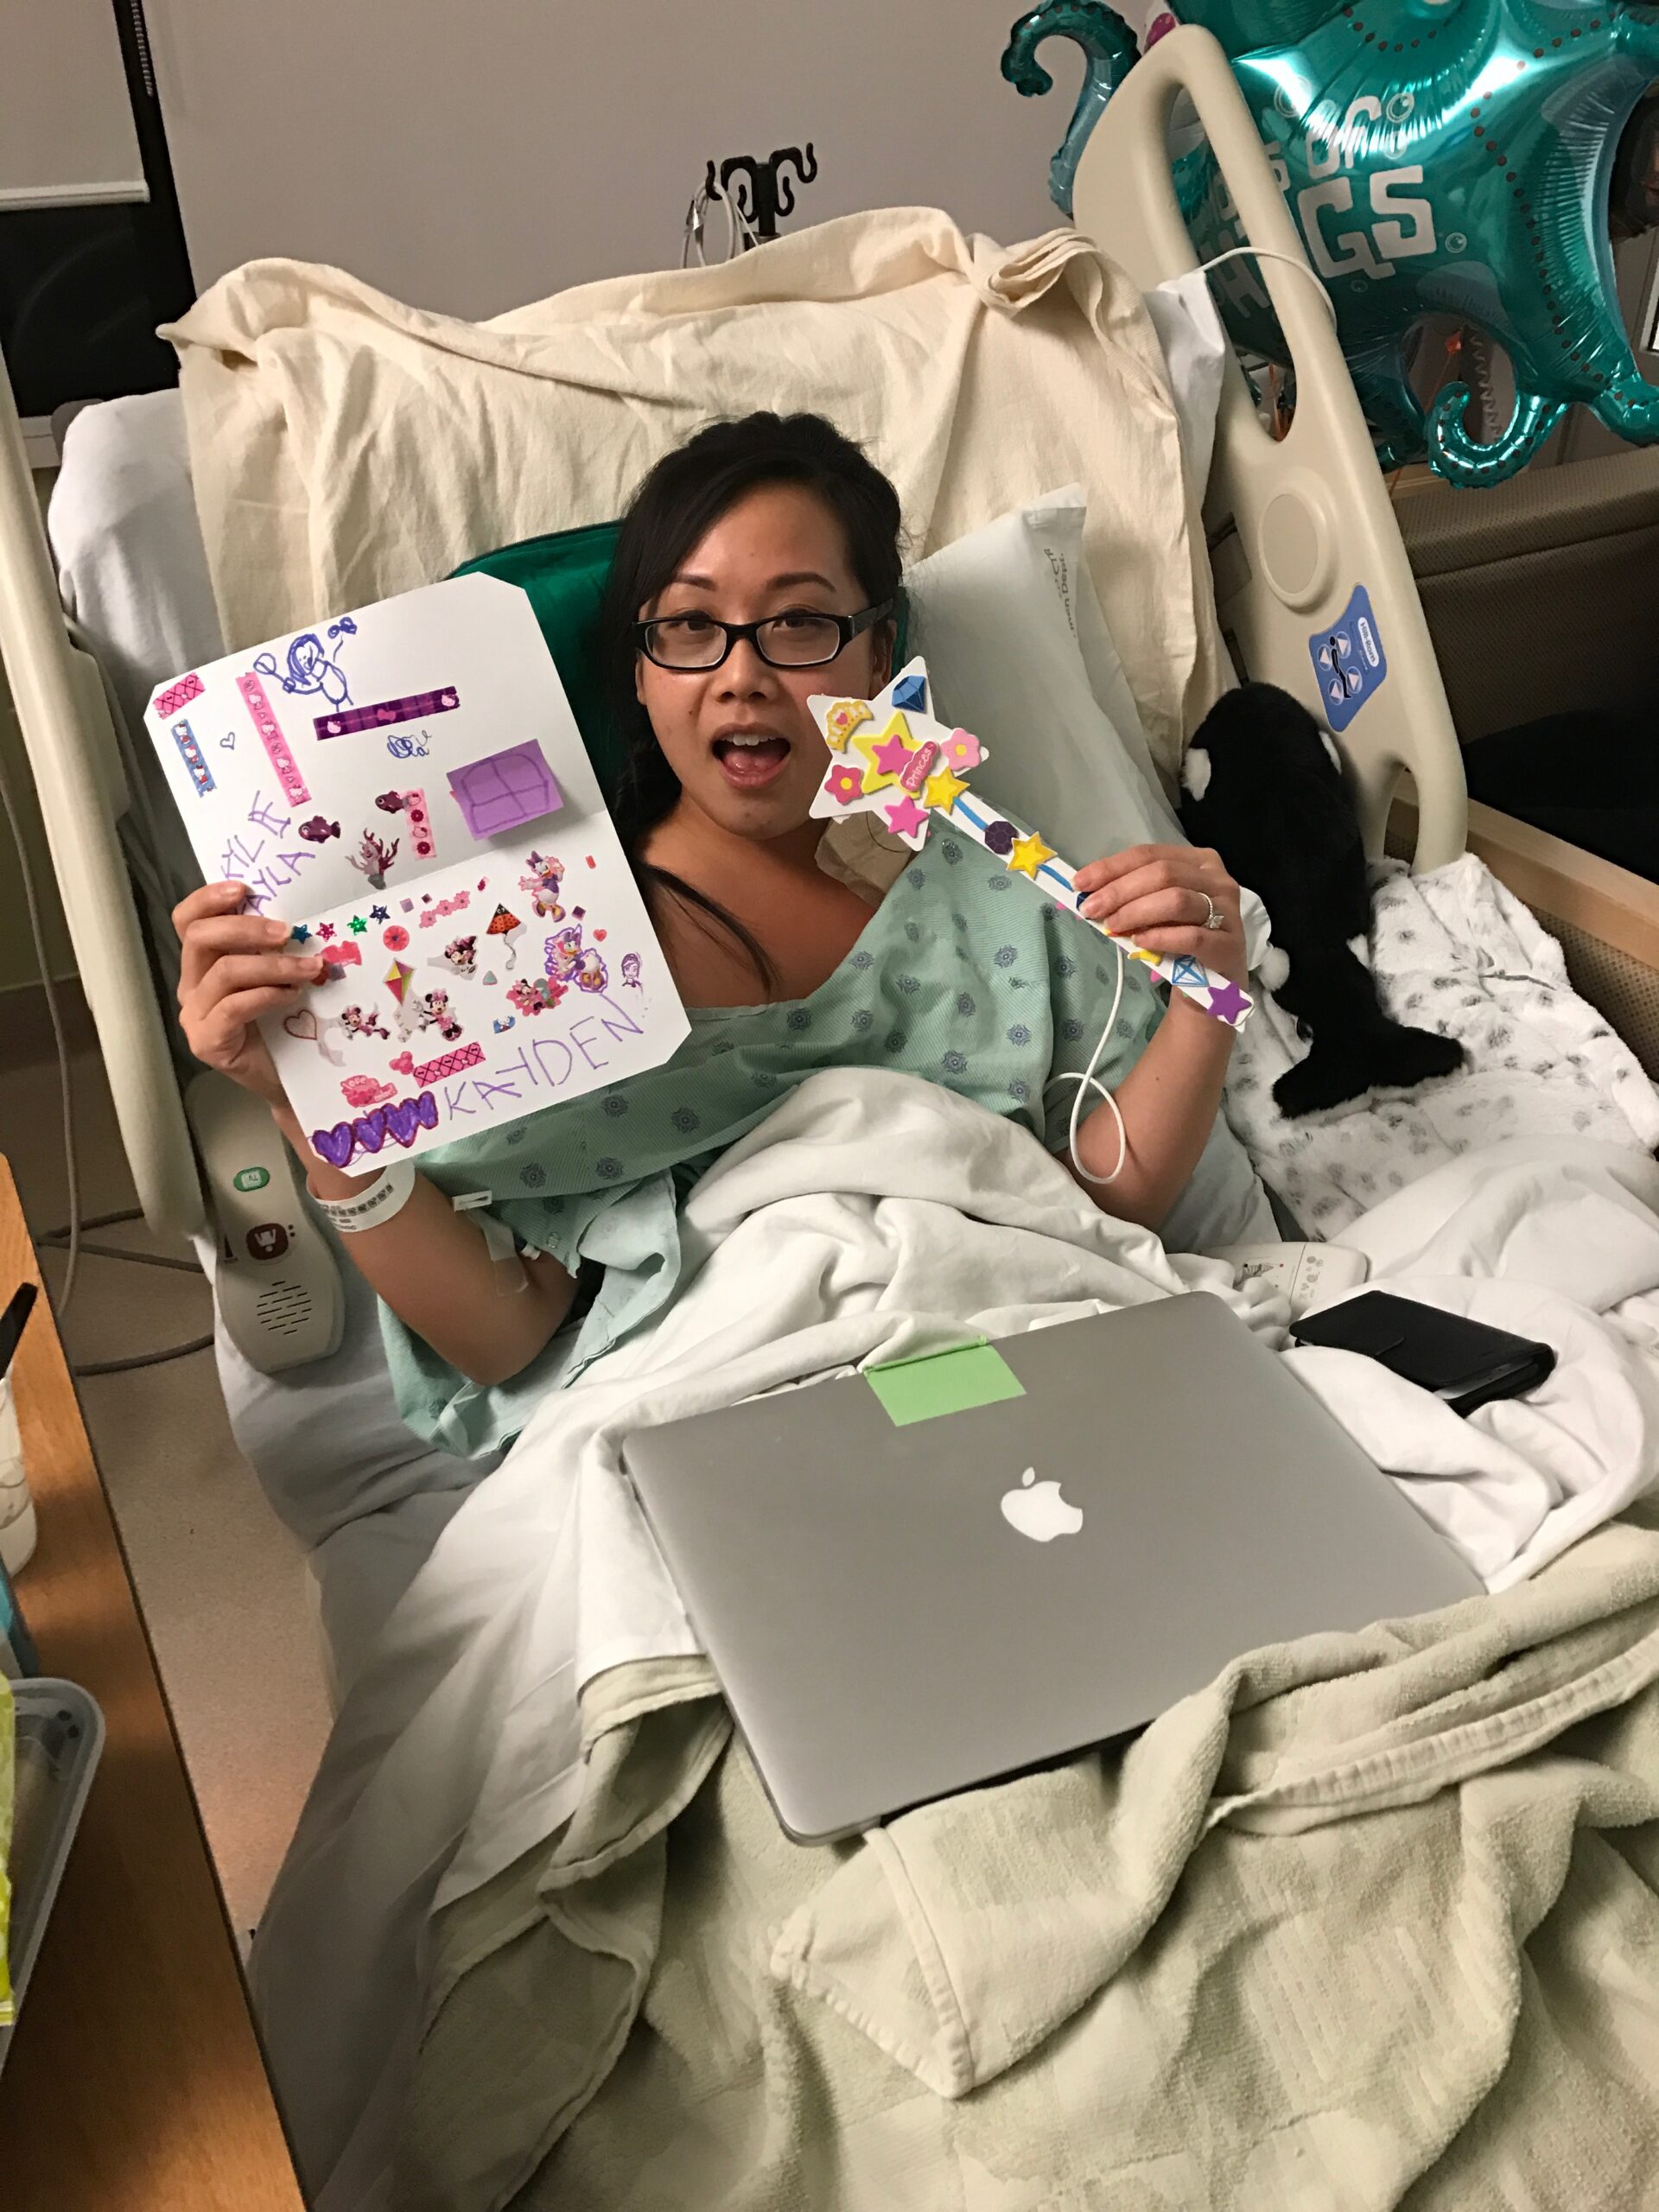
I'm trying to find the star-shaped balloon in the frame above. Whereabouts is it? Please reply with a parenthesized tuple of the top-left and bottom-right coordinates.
(1005, 0, 1659, 484)
(808, 658, 1252, 1030)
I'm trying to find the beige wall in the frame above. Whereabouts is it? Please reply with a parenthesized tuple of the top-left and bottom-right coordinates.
(146, 0, 1070, 319)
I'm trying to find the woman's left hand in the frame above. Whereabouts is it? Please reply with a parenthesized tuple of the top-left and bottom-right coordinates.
(1072, 844, 1248, 988)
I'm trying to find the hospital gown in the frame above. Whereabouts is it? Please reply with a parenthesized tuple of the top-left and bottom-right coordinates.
(380, 823, 1251, 1455)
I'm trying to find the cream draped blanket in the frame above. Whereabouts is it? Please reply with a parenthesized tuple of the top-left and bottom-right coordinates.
(164, 207, 1228, 777)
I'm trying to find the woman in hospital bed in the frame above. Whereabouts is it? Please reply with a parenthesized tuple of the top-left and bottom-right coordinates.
(170, 413, 1261, 1431)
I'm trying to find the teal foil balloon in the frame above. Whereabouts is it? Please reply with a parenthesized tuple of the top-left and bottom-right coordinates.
(1004, 0, 1659, 485)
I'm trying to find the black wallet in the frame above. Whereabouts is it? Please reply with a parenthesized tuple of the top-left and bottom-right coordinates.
(1289, 1291, 1556, 1417)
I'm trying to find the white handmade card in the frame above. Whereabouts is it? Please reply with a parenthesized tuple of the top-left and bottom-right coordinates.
(144, 575, 689, 1174)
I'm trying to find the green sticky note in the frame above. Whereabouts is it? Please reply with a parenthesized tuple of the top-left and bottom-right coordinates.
(865, 1341, 1026, 1427)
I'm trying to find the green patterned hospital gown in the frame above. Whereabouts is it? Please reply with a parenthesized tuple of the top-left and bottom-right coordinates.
(382, 822, 1248, 1456)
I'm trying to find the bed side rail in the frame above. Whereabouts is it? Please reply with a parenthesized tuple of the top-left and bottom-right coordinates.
(0, 348, 204, 1241)
(1071, 26, 1468, 869)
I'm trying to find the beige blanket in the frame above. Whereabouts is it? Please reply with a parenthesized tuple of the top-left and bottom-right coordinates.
(397, 1503, 1659, 2212)
(163, 207, 1228, 773)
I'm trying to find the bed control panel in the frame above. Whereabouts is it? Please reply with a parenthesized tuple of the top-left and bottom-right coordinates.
(187, 1071, 345, 1372)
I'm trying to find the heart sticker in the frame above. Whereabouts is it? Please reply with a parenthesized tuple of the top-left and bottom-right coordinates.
(389, 1051, 415, 1077)
(594, 929, 607, 942)
(283, 1010, 320, 1043)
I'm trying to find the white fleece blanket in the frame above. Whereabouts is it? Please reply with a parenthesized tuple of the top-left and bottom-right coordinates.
(251, 1071, 1659, 2205)
(1228, 854, 1659, 1233)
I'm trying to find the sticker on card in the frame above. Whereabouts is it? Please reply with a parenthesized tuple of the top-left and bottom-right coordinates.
(263, 843, 686, 1176)
(144, 574, 595, 914)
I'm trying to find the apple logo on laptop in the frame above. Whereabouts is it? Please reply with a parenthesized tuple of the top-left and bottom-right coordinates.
(1000, 1467, 1084, 1542)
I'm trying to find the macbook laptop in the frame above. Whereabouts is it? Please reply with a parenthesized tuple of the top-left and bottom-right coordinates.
(623, 1293, 1481, 1843)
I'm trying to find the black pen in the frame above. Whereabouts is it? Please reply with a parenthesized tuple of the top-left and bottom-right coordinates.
(0, 1281, 38, 1382)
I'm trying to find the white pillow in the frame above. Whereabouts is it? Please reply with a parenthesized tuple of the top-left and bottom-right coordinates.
(908, 493, 1276, 1254)
(909, 485, 1268, 957)
(906, 486, 1182, 857)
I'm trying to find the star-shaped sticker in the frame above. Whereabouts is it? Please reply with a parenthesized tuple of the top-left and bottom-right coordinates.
(289, 924, 311, 944)
(884, 792, 929, 839)
(370, 904, 389, 923)
(348, 914, 369, 935)
(1205, 977, 1251, 1027)
(923, 766, 969, 812)
(861, 715, 918, 783)
(317, 923, 337, 941)
(1007, 831, 1056, 879)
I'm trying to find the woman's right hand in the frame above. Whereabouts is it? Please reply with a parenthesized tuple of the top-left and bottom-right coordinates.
(173, 881, 327, 1106)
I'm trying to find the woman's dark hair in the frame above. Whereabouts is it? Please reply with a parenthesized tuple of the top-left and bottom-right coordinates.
(601, 411, 904, 990)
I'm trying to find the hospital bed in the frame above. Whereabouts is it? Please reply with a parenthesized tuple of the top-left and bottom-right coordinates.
(2, 24, 1658, 1687)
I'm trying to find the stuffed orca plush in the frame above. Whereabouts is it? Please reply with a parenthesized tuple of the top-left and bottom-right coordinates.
(1179, 683, 1464, 1118)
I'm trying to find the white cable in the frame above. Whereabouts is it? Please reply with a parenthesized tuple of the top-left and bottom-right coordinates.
(1193, 245, 1341, 330)
(0, 739, 80, 1307)
(1046, 934, 1128, 1187)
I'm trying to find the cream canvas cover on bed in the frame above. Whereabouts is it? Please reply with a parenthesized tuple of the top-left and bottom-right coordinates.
(162, 207, 1226, 779)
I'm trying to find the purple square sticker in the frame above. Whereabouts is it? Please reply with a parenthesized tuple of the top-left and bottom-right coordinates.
(447, 741, 563, 839)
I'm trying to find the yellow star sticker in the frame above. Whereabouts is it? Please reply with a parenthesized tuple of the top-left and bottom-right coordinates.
(922, 765, 970, 813)
(849, 710, 915, 793)
(823, 698, 872, 751)
(1007, 831, 1056, 879)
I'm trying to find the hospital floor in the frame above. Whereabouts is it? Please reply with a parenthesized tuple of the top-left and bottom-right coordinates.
(1, 994, 333, 1941)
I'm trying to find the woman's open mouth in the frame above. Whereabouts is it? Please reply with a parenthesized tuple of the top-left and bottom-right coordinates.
(712, 730, 792, 790)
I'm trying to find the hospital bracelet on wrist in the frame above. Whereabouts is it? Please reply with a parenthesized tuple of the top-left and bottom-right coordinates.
(309, 1160, 417, 1234)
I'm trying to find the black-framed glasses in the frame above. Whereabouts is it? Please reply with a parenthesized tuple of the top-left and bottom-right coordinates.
(632, 600, 894, 672)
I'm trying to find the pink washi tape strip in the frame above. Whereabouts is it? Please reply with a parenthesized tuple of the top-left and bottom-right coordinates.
(402, 788, 435, 859)
(155, 671, 205, 720)
(236, 671, 310, 805)
(412, 1040, 483, 1084)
